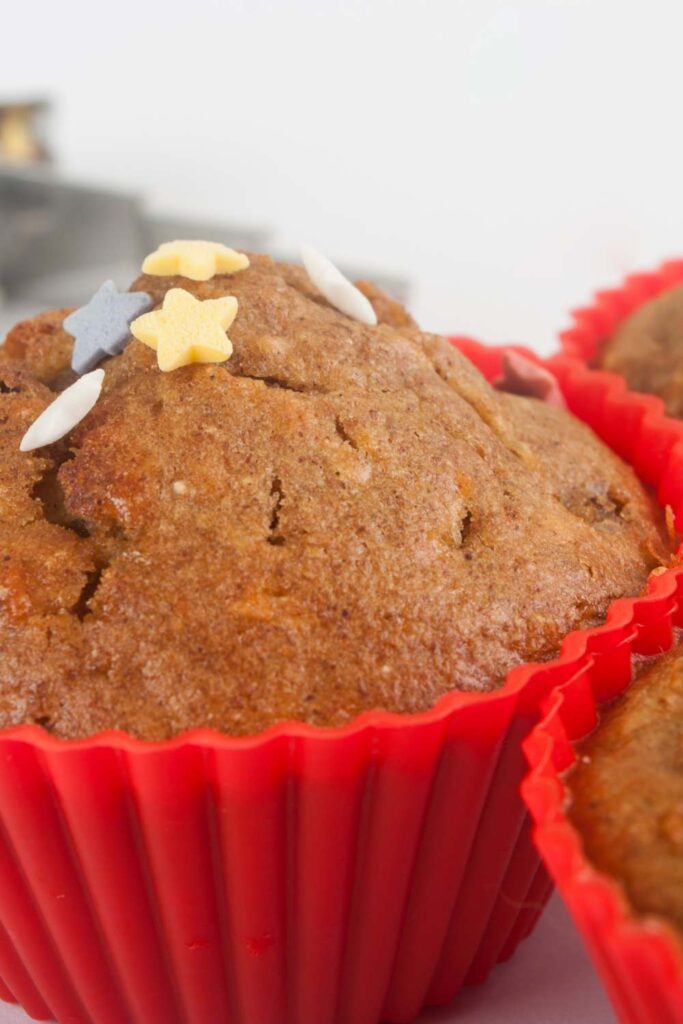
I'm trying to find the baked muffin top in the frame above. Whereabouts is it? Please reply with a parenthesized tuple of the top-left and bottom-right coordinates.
(569, 644, 683, 938)
(600, 284, 683, 417)
(0, 253, 669, 739)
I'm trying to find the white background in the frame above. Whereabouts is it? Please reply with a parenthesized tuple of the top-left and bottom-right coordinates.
(4, 0, 683, 349)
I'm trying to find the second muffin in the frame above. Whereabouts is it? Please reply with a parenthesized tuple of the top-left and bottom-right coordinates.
(569, 642, 683, 941)
(599, 283, 683, 417)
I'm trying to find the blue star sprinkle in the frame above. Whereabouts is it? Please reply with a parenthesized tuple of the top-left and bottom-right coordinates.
(65, 281, 153, 375)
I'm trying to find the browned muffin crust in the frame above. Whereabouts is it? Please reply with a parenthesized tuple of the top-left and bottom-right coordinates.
(3, 308, 76, 392)
(600, 284, 683, 417)
(0, 254, 670, 739)
(569, 645, 683, 938)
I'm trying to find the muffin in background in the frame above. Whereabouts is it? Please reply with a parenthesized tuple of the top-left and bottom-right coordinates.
(599, 284, 683, 417)
(522, 564, 683, 1024)
(569, 643, 683, 941)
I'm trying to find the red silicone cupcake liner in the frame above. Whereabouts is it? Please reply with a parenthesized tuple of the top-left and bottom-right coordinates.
(559, 257, 683, 366)
(513, 339, 683, 1024)
(522, 566, 683, 1024)
(0, 659, 565, 1024)
(0, 339, 677, 1024)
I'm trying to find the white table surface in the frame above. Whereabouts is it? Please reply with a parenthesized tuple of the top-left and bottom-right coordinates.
(0, 893, 614, 1024)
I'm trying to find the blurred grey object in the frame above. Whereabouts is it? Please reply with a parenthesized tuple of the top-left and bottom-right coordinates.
(0, 166, 409, 340)
(0, 168, 145, 308)
(0, 169, 270, 337)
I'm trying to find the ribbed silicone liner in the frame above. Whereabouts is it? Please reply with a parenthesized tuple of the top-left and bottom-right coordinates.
(515, 338, 683, 1024)
(559, 257, 683, 365)
(0, 339, 677, 1024)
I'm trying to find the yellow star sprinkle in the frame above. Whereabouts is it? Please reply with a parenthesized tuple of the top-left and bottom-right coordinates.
(130, 288, 238, 372)
(142, 240, 250, 281)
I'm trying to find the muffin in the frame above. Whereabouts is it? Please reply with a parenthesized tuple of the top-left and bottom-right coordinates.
(569, 643, 683, 940)
(0, 251, 670, 740)
(598, 283, 683, 416)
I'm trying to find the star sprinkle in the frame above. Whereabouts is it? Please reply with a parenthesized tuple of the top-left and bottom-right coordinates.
(64, 281, 152, 375)
(142, 240, 250, 281)
(301, 244, 377, 326)
(494, 351, 566, 408)
(20, 369, 105, 452)
(130, 288, 238, 372)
